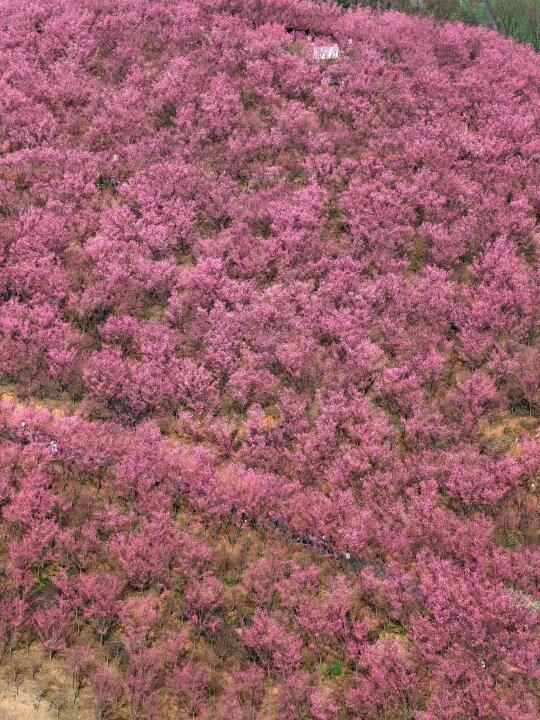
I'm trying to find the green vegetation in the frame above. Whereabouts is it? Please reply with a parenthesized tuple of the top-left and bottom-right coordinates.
(328, 661, 344, 678)
(490, 0, 540, 48)
(335, 0, 540, 50)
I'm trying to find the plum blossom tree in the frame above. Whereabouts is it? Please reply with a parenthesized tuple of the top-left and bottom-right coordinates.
(33, 602, 74, 661)
(118, 595, 160, 655)
(347, 639, 421, 719)
(80, 573, 123, 645)
(168, 659, 211, 718)
(65, 645, 93, 704)
(184, 572, 224, 635)
(242, 609, 303, 676)
(90, 665, 124, 720)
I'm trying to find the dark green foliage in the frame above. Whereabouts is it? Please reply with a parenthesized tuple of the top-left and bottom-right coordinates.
(492, 0, 540, 49)
(328, 661, 344, 678)
(333, 0, 540, 50)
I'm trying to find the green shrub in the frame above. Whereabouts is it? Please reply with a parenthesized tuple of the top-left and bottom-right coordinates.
(333, 0, 540, 50)
(328, 661, 344, 678)
(493, 0, 540, 49)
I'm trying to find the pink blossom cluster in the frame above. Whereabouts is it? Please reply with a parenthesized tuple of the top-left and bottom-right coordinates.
(0, 0, 540, 718)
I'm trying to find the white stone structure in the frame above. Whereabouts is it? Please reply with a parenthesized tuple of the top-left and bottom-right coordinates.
(313, 44, 340, 60)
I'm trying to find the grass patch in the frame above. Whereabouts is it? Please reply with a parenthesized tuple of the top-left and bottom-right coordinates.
(328, 660, 344, 678)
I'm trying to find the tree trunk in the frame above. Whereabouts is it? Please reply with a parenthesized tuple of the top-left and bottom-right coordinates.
(481, 0, 499, 30)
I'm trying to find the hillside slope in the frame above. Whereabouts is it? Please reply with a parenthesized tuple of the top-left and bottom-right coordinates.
(0, 1, 539, 719)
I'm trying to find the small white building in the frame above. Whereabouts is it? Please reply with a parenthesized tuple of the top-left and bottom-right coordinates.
(313, 44, 340, 61)
(286, 26, 341, 62)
